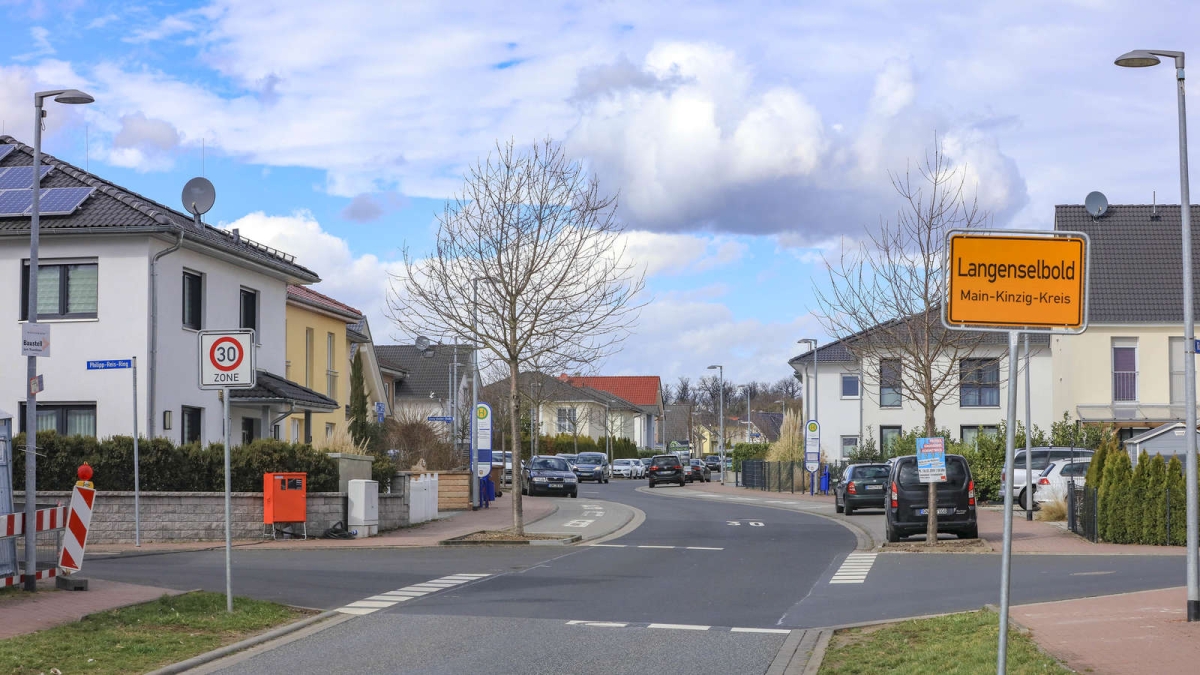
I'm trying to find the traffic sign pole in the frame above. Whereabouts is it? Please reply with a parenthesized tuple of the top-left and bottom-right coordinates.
(132, 357, 140, 548)
(223, 385, 232, 614)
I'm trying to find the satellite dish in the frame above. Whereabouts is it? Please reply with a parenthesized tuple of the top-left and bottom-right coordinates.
(415, 336, 430, 351)
(182, 177, 216, 216)
(1084, 191, 1109, 218)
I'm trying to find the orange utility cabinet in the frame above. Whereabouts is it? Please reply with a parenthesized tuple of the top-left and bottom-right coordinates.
(263, 473, 307, 539)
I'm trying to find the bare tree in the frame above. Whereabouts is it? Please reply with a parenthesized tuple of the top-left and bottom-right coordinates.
(390, 139, 645, 534)
(674, 376, 696, 405)
(814, 138, 991, 545)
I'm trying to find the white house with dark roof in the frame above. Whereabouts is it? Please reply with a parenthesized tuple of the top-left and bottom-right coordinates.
(0, 135, 336, 446)
(1053, 204, 1200, 441)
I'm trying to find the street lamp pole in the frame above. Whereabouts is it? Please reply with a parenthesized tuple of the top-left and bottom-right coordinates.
(741, 385, 751, 442)
(707, 365, 724, 480)
(1116, 48, 1199, 622)
(798, 339, 818, 424)
(24, 89, 93, 592)
(470, 278, 479, 509)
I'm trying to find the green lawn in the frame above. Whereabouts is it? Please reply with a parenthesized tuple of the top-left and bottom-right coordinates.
(818, 610, 1071, 675)
(0, 591, 306, 675)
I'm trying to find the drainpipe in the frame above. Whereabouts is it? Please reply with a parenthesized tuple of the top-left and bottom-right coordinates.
(148, 229, 184, 437)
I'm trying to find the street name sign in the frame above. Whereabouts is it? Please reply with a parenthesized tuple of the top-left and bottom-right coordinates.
(86, 359, 132, 370)
(374, 401, 386, 424)
(21, 323, 50, 357)
(944, 231, 1089, 333)
(198, 330, 256, 390)
(427, 416, 453, 423)
(916, 437, 947, 483)
(804, 420, 820, 472)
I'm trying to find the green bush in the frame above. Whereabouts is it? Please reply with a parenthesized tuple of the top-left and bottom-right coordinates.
(1142, 454, 1168, 546)
(1167, 456, 1187, 546)
(731, 443, 769, 471)
(11, 433, 339, 493)
(1099, 450, 1132, 542)
(1128, 451, 1150, 541)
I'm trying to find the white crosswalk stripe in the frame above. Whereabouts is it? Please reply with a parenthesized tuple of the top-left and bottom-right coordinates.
(335, 573, 492, 615)
(829, 553, 878, 584)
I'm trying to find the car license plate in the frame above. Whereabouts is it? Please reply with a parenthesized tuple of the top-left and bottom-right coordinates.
(865, 484, 883, 491)
(917, 508, 954, 516)
(661, 471, 674, 475)
(549, 484, 562, 489)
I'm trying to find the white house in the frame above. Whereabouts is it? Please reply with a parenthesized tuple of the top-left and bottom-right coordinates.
(480, 372, 647, 448)
(0, 135, 336, 446)
(789, 326, 1054, 460)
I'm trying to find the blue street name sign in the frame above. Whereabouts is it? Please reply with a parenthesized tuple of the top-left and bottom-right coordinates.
(87, 359, 132, 370)
(1194, 339, 1200, 354)
(427, 416, 453, 423)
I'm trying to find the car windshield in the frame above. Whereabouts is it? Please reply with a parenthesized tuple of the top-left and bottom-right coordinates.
(691, 459, 702, 465)
(652, 456, 679, 468)
(852, 466, 890, 479)
(897, 457, 968, 489)
(1013, 451, 1052, 471)
(577, 453, 604, 465)
(531, 457, 568, 471)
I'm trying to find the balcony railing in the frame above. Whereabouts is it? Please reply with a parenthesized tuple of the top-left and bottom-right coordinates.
(1113, 371, 1138, 402)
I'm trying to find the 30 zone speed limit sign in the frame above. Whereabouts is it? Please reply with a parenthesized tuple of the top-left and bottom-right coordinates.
(199, 330, 256, 389)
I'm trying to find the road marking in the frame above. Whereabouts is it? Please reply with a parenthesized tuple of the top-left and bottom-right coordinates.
(586, 543, 626, 547)
(567, 620, 629, 627)
(830, 553, 878, 584)
(336, 573, 492, 615)
(731, 627, 792, 634)
(567, 620, 790, 633)
(649, 623, 711, 631)
(564, 519, 595, 527)
(637, 545, 675, 549)
(686, 546, 725, 550)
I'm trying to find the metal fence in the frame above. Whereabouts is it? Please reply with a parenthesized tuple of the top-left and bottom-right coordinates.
(740, 460, 844, 495)
(1067, 481, 1098, 543)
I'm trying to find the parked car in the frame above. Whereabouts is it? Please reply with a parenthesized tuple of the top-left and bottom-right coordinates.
(574, 452, 611, 483)
(629, 459, 646, 478)
(689, 459, 712, 483)
(492, 451, 514, 485)
(558, 453, 578, 467)
(704, 455, 722, 472)
(835, 463, 891, 515)
(612, 458, 639, 478)
(885, 454, 978, 541)
(1001, 447, 1095, 510)
(1033, 459, 1091, 505)
(647, 455, 686, 488)
(522, 456, 579, 498)
(639, 457, 653, 476)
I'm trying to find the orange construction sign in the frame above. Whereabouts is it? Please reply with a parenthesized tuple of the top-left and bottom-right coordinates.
(945, 232, 1088, 331)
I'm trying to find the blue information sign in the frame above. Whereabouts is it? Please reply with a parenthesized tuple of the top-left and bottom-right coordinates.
(427, 416, 453, 423)
(87, 359, 132, 370)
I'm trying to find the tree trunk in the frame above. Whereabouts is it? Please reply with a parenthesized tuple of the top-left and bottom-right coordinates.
(925, 407, 937, 546)
(509, 360, 524, 535)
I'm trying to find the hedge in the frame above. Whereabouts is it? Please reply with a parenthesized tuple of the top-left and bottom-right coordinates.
(524, 434, 640, 460)
(10, 432, 339, 493)
(1091, 440, 1194, 546)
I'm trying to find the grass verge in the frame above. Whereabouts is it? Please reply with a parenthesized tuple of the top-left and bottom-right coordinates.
(0, 591, 307, 675)
(817, 610, 1070, 675)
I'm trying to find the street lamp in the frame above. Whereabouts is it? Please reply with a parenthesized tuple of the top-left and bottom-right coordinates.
(24, 88, 94, 592)
(1116, 48, 1199, 623)
(739, 385, 751, 442)
(798, 339, 818, 424)
(707, 365, 724, 481)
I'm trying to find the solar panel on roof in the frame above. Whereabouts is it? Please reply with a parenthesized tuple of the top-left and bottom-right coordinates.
(36, 187, 95, 215)
(0, 189, 34, 217)
(0, 165, 52, 190)
(0, 145, 14, 161)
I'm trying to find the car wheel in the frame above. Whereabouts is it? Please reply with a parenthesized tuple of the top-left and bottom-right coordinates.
(570, 491, 578, 498)
(649, 480, 656, 488)
(886, 520, 901, 543)
(678, 479, 685, 486)
(844, 503, 854, 516)
(959, 525, 978, 539)
(835, 496, 844, 514)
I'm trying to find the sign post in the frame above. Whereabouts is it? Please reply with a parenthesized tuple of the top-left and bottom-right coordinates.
(85, 358, 140, 546)
(804, 420, 820, 495)
(476, 403, 493, 479)
(198, 330, 256, 613)
(943, 229, 1088, 675)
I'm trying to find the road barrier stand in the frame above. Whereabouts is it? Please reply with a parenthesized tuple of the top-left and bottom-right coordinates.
(1, 464, 95, 588)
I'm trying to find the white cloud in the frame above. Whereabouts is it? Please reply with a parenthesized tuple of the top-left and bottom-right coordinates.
(13, 27, 55, 62)
(107, 112, 182, 171)
(619, 230, 747, 277)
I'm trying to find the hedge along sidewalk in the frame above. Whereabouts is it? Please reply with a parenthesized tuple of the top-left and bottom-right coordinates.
(0, 591, 307, 675)
(975, 506, 1185, 556)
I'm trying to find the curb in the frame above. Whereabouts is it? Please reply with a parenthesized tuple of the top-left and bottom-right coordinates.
(438, 530, 582, 546)
(145, 609, 344, 675)
(581, 502, 646, 545)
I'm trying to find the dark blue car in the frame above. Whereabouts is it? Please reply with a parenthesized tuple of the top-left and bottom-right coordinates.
(522, 456, 579, 498)
(574, 452, 611, 483)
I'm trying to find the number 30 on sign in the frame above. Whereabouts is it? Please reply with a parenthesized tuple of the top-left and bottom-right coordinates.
(198, 330, 257, 389)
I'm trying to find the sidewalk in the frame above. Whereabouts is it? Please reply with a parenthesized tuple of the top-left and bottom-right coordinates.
(87, 491, 558, 556)
(0, 578, 182, 639)
(1012, 586, 1200, 674)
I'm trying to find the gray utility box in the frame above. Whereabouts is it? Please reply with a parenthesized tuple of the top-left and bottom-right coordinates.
(347, 479, 379, 538)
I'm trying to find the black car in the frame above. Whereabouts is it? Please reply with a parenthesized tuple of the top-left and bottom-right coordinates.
(835, 463, 890, 515)
(522, 456, 579, 498)
(885, 454, 977, 541)
(647, 455, 685, 488)
(689, 459, 712, 483)
(704, 455, 721, 472)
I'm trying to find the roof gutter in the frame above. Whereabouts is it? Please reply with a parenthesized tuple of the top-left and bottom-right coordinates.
(148, 229, 184, 437)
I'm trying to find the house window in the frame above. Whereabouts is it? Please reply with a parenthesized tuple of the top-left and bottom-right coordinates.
(181, 406, 202, 444)
(840, 436, 859, 456)
(1170, 337, 1186, 405)
(961, 425, 998, 447)
(557, 407, 577, 434)
(240, 288, 258, 334)
(241, 418, 259, 445)
(326, 332, 337, 398)
(18, 403, 96, 437)
(305, 328, 314, 388)
(1113, 339, 1138, 402)
(182, 271, 202, 329)
(880, 426, 902, 455)
(290, 419, 300, 443)
(325, 423, 336, 439)
(879, 359, 902, 408)
(21, 261, 98, 320)
(960, 358, 1000, 407)
(841, 374, 860, 399)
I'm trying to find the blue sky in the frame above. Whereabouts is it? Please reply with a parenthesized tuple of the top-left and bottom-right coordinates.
(3, 0, 1199, 386)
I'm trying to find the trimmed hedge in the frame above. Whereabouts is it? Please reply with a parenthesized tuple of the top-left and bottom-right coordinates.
(11, 433, 339, 493)
(1091, 438, 1193, 546)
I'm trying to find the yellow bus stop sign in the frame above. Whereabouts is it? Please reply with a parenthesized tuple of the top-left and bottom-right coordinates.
(946, 232, 1088, 332)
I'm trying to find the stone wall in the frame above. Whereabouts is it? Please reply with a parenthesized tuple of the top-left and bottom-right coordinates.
(379, 493, 407, 531)
(17, 491, 348, 544)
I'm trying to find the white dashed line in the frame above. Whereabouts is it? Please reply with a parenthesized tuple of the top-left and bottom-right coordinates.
(567, 620, 629, 627)
(586, 544, 627, 547)
(830, 553, 878, 584)
(649, 623, 711, 631)
(731, 627, 792, 634)
(638, 545, 676, 549)
(335, 573, 492, 615)
(686, 546, 725, 551)
(567, 620, 791, 633)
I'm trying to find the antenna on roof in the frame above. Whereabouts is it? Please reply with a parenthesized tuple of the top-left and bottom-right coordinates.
(1153, 190, 1158, 219)
(1084, 191, 1109, 219)
(182, 177, 216, 228)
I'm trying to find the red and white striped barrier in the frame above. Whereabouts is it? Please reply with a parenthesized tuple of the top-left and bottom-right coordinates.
(58, 485, 95, 573)
(0, 567, 57, 588)
(0, 506, 67, 538)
